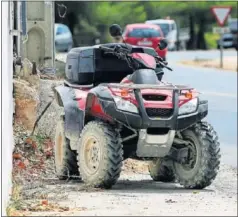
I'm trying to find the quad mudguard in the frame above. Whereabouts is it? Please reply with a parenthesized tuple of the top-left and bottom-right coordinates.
(84, 86, 115, 114)
(54, 85, 114, 151)
(54, 86, 84, 150)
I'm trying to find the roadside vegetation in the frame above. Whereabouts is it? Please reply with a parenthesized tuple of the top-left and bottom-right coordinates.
(55, 1, 237, 50)
(205, 32, 220, 49)
(180, 56, 238, 72)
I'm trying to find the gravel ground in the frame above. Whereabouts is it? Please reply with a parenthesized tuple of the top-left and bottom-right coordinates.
(24, 163, 237, 216)
(35, 79, 64, 139)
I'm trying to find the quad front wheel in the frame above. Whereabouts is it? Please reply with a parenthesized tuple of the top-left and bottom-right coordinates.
(54, 117, 80, 180)
(173, 121, 221, 189)
(77, 121, 123, 189)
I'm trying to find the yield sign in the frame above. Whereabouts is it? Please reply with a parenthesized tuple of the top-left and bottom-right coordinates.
(211, 6, 232, 26)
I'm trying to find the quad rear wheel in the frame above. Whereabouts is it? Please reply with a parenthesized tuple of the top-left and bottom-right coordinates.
(77, 121, 123, 189)
(54, 117, 80, 180)
(173, 121, 221, 189)
(148, 158, 175, 182)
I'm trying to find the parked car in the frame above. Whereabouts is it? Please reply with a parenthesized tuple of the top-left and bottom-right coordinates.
(145, 19, 189, 51)
(55, 23, 73, 52)
(234, 33, 238, 51)
(217, 33, 234, 49)
(122, 23, 167, 60)
(228, 18, 238, 51)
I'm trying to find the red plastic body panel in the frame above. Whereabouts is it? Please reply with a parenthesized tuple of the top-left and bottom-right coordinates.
(131, 53, 157, 69)
(75, 85, 198, 121)
(74, 88, 112, 121)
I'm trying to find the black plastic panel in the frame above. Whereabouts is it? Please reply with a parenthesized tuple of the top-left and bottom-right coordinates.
(65, 43, 159, 85)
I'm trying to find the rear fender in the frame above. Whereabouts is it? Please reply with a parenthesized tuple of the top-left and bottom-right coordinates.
(85, 86, 114, 123)
(54, 85, 84, 150)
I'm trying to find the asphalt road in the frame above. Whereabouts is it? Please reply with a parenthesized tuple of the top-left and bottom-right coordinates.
(165, 49, 237, 167)
(56, 49, 237, 167)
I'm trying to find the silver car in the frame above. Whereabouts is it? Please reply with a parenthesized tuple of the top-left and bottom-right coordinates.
(55, 23, 73, 52)
(217, 33, 234, 49)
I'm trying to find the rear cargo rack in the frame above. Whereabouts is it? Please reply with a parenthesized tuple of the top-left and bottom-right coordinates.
(99, 83, 193, 91)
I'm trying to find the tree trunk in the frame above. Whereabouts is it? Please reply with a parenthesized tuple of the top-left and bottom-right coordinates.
(196, 17, 207, 50)
(97, 24, 108, 43)
(187, 13, 196, 50)
(67, 12, 76, 35)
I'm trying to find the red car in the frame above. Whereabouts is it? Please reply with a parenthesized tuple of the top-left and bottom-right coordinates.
(123, 23, 167, 60)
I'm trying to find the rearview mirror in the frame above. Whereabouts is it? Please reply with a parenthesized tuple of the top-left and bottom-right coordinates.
(109, 24, 122, 37)
(158, 38, 168, 50)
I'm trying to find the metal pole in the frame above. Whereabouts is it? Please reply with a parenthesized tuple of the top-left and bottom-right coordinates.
(17, 1, 21, 57)
(21, 1, 27, 36)
(51, 1, 55, 68)
(220, 33, 223, 68)
(2, 1, 14, 214)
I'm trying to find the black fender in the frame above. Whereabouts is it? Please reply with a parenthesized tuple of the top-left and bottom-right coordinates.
(54, 85, 84, 150)
(84, 85, 115, 121)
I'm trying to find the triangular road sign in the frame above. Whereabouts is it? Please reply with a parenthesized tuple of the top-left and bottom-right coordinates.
(211, 6, 232, 26)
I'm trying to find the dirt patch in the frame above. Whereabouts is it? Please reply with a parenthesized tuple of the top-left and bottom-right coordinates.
(10, 75, 66, 215)
(13, 78, 39, 131)
(14, 99, 38, 130)
(13, 77, 63, 136)
(180, 56, 238, 72)
(34, 79, 64, 139)
(123, 159, 149, 174)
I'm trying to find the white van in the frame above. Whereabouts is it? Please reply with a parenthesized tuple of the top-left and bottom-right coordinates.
(145, 19, 178, 51)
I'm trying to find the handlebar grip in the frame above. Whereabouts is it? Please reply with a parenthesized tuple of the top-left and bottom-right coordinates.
(100, 46, 114, 53)
(118, 46, 130, 53)
(155, 56, 163, 62)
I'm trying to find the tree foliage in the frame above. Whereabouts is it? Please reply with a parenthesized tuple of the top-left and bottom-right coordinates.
(55, 1, 237, 49)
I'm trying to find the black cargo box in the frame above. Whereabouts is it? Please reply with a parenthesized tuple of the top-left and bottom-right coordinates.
(65, 43, 157, 85)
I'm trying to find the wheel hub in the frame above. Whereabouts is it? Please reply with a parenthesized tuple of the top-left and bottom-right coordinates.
(84, 136, 101, 174)
(182, 140, 197, 170)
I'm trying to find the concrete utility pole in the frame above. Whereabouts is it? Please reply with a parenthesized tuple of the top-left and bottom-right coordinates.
(2, 1, 14, 216)
(22, 1, 55, 68)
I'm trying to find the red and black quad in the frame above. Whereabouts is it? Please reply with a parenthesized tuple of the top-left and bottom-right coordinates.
(53, 24, 221, 189)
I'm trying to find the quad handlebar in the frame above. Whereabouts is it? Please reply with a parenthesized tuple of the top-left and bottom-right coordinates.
(100, 44, 173, 71)
(100, 45, 136, 70)
(100, 44, 129, 54)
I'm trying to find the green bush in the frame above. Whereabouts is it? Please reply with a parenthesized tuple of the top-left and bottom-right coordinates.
(205, 32, 220, 49)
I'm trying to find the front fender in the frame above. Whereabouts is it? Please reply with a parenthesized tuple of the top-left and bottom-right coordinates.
(84, 86, 114, 121)
(54, 85, 84, 150)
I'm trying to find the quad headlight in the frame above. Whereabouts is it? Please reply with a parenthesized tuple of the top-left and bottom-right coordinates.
(113, 96, 138, 113)
(178, 98, 198, 115)
(113, 96, 198, 115)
